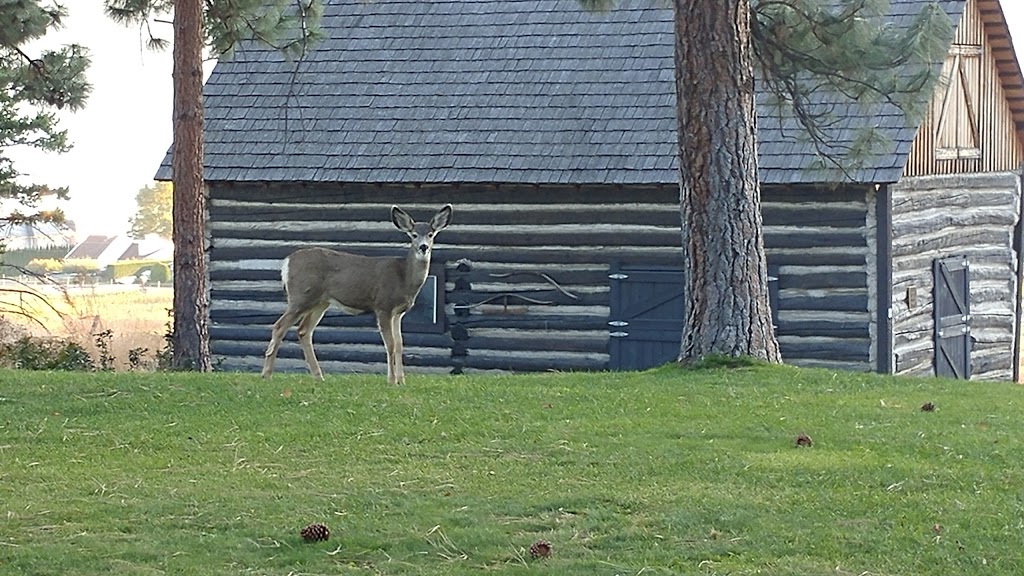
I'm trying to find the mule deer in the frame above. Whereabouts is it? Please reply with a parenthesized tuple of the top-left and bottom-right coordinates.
(261, 205, 453, 383)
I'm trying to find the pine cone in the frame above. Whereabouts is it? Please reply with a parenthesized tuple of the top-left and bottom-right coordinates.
(795, 433, 812, 447)
(921, 402, 936, 412)
(528, 539, 552, 559)
(300, 523, 330, 542)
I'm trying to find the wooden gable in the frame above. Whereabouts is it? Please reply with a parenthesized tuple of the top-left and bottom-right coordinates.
(904, 0, 1024, 176)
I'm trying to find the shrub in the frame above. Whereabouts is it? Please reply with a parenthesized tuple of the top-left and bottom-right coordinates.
(25, 258, 62, 275)
(142, 262, 171, 283)
(156, 321, 174, 371)
(94, 329, 115, 371)
(0, 336, 95, 371)
(61, 259, 100, 275)
(128, 347, 151, 371)
(105, 259, 171, 282)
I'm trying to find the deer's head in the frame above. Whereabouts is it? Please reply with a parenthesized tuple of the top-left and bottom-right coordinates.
(391, 204, 453, 261)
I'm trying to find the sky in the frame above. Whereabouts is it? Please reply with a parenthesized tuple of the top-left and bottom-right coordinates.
(8, 3, 1024, 238)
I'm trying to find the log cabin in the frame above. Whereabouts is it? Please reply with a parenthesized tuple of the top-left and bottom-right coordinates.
(157, 0, 1024, 380)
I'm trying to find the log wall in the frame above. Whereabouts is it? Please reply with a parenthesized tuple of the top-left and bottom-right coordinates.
(764, 186, 874, 371)
(890, 171, 1021, 380)
(205, 182, 874, 374)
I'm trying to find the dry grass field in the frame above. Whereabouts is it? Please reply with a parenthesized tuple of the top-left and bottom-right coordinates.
(0, 282, 171, 370)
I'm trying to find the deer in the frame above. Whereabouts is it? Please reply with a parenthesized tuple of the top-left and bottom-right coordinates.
(261, 204, 453, 384)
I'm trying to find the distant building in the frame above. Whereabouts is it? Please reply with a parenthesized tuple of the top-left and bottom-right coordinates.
(65, 234, 173, 270)
(65, 235, 134, 268)
(129, 234, 174, 262)
(2, 221, 76, 251)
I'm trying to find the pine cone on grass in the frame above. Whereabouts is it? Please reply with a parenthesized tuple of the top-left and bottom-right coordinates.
(528, 539, 552, 559)
(300, 523, 330, 542)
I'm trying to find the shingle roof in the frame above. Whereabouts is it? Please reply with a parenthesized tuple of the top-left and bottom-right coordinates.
(65, 235, 118, 260)
(157, 0, 970, 185)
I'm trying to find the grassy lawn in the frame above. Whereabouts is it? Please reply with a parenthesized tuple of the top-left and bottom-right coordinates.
(1, 364, 1023, 575)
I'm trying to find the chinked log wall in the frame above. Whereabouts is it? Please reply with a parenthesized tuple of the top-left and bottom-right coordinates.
(765, 185, 873, 372)
(890, 172, 1021, 380)
(205, 182, 872, 374)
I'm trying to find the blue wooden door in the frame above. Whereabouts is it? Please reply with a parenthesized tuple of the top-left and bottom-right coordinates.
(608, 266, 684, 370)
(933, 256, 971, 379)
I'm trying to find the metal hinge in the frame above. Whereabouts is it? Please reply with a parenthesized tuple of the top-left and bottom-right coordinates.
(608, 320, 629, 327)
(610, 331, 629, 338)
(608, 273, 629, 280)
(938, 326, 970, 338)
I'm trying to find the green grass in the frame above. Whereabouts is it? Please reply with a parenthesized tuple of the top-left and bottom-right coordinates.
(1, 364, 1023, 575)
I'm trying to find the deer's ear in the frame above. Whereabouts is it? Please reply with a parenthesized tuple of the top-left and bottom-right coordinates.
(430, 204, 453, 231)
(391, 206, 415, 232)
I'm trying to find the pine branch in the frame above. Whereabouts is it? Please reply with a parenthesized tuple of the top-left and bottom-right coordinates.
(749, 0, 952, 179)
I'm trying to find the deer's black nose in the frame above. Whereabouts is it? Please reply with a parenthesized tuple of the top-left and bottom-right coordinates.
(419, 244, 429, 254)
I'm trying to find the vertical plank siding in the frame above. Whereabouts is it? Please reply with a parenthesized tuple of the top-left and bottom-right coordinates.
(890, 172, 1020, 380)
(205, 182, 873, 374)
(904, 0, 1024, 176)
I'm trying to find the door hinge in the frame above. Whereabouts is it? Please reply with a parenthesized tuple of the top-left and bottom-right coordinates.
(608, 320, 629, 327)
(608, 273, 629, 280)
(610, 331, 629, 338)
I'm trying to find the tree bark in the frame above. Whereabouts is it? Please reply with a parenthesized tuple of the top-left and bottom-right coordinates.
(171, 0, 211, 370)
(673, 0, 781, 363)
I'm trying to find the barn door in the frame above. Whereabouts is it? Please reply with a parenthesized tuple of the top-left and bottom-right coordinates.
(608, 265, 685, 370)
(933, 256, 971, 379)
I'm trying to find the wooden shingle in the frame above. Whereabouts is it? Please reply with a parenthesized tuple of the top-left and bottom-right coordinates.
(156, 0, 1023, 186)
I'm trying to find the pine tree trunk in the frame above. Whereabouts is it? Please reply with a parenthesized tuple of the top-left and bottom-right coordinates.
(171, 0, 211, 371)
(673, 0, 781, 363)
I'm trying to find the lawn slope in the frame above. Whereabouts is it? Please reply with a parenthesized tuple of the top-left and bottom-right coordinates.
(1, 365, 1022, 575)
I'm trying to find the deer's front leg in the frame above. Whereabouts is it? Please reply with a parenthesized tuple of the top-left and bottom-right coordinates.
(262, 308, 300, 379)
(391, 312, 406, 384)
(377, 312, 399, 384)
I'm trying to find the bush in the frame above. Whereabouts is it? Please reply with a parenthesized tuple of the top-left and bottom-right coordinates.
(0, 336, 95, 371)
(142, 262, 171, 283)
(25, 258, 62, 275)
(61, 258, 100, 275)
(105, 259, 171, 282)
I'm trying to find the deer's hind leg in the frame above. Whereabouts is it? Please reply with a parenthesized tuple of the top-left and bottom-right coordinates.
(296, 301, 330, 380)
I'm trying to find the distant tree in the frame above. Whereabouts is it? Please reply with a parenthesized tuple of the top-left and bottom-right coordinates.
(128, 181, 172, 239)
(580, 0, 951, 364)
(104, 0, 322, 370)
(0, 1, 91, 252)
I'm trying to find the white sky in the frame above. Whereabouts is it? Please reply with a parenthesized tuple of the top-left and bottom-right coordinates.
(8, 3, 1024, 238)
